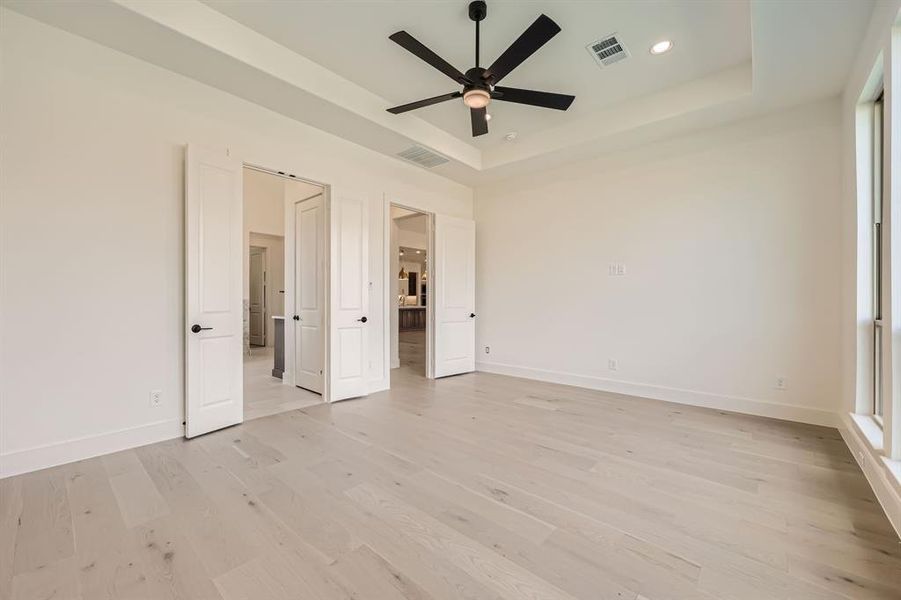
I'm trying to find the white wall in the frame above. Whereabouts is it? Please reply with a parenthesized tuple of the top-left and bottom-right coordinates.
(0, 10, 472, 477)
(244, 168, 286, 238)
(475, 99, 843, 426)
(398, 229, 427, 249)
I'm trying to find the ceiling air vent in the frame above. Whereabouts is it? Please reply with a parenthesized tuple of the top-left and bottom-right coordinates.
(587, 33, 629, 68)
(396, 145, 449, 169)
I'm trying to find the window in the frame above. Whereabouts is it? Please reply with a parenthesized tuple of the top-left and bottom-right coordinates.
(873, 91, 884, 423)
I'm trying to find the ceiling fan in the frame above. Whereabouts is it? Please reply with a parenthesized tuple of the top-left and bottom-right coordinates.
(386, 1, 575, 137)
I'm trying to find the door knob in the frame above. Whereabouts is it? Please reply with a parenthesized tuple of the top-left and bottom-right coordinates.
(190, 324, 212, 333)
(293, 315, 300, 321)
(470, 313, 476, 318)
(357, 316, 368, 323)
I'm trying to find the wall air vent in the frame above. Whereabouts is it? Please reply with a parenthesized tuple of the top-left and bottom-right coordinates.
(396, 145, 449, 169)
(587, 33, 629, 67)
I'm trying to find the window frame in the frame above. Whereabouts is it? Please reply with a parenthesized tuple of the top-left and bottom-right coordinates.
(874, 90, 885, 426)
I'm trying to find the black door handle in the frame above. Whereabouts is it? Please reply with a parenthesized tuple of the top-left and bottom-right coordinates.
(470, 313, 476, 318)
(293, 315, 300, 321)
(190, 324, 213, 333)
(357, 316, 368, 323)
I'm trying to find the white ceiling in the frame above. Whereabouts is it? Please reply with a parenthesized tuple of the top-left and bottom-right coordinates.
(399, 246, 427, 265)
(395, 212, 428, 234)
(6, 0, 875, 185)
(202, 0, 751, 150)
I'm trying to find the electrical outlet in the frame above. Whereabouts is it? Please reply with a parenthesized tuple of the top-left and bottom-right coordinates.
(150, 389, 163, 407)
(775, 377, 787, 391)
(608, 263, 627, 276)
(485, 346, 490, 354)
(608, 359, 618, 371)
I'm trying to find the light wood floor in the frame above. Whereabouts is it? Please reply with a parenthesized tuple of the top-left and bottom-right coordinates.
(398, 329, 426, 375)
(244, 345, 321, 421)
(2, 368, 900, 600)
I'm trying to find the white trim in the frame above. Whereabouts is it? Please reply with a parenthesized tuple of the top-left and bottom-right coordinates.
(0, 419, 184, 479)
(382, 195, 393, 382)
(476, 361, 839, 427)
(840, 413, 901, 537)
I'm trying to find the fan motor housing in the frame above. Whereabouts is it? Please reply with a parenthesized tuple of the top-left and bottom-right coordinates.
(464, 67, 490, 89)
(468, 1, 487, 22)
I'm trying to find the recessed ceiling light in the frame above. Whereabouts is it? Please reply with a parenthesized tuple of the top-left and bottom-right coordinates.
(416, 250, 421, 254)
(485, 113, 492, 121)
(650, 40, 673, 55)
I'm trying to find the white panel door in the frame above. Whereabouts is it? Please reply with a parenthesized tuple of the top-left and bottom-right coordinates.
(185, 145, 243, 438)
(294, 195, 324, 394)
(434, 215, 475, 378)
(329, 194, 369, 401)
(248, 248, 266, 346)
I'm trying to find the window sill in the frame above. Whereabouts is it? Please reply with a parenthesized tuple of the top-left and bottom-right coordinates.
(851, 413, 885, 451)
(849, 413, 901, 494)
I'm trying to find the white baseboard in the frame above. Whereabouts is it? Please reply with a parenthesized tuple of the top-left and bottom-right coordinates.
(475, 361, 838, 427)
(839, 414, 901, 537)
(0, 418, 184, 479)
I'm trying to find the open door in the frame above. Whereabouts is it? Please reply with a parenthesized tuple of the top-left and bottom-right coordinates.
(184, 145, 243, 438)
(434, 215, 475, 378)
(248, 247, 266, 346)
(294, 194, 324, 394)
(329, 194, 369, 401)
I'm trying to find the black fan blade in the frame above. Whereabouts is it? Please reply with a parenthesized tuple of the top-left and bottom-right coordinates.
(470, 107, 488, 137)
(387, 92, 462, 114)
(389, 31, 470, 85)
(484, 14, 561, 84)
(492, 86, 574, 111)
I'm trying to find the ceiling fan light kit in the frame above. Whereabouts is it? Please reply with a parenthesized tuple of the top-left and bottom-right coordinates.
(387, 0, 575, 137)
(463, 88, 491, 109)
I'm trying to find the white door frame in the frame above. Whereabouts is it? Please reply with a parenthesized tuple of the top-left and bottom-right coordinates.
(245, 163, 332, 403)
(384, 198, 435, 382)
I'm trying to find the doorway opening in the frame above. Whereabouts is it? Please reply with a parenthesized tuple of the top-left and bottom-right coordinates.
(390, 205, 432, 379)
(242, 166, 325, 420)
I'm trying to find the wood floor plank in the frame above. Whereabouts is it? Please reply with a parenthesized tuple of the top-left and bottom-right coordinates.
(346, 481, 582, 600)
(132, 516, 224, 600)
(11, 468, 75, 576)
(103, 450, 170, 528)
(10, 556, 81, 600)
(258, 474, 361, 564)
(0, 476, 23, 599)
(65, 459, 159, 600)
(213, 551, 331, 600)
(1, 366, 899, 599)
(329, 544, 434, 600)
(134, 441, 264, 579)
